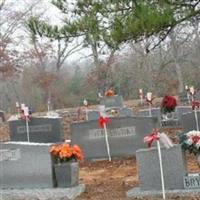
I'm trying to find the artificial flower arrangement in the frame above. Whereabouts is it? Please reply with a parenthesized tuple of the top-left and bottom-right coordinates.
(49, 143, 84, 163)
(160, 95, 177, 114)
(178, 130, 200, 155)
(106, 108, 119, 117)
(145, 92, 156, 105)
(105, 89, 114, 97)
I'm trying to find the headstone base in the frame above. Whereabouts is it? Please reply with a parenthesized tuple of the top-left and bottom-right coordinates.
(127, 187, 200, 198)
(1, 184, 85, 200)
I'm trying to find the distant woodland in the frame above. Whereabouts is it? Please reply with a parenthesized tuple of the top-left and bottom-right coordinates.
(0, 0, 200, 112)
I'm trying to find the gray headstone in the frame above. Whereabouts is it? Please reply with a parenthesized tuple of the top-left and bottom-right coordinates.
(136, 145, 187, 191)
(70, 117, 158, 160)
(0, 142, 52, 189)
(181, 111, 200, 132)
(87, 110, 100, 121)
(183, 174, 200, 189)
(160, 106, 193, 128)
(119, 107, 134, 117)
(9, 117, 63, 143)
(139, 108, 161, 119)
(195, 91, 200, 100)
(178, 92, 189, 102)
(139, 108, 161, 121)
(100, 95, 123, 107)
(175, 106, 192, 121)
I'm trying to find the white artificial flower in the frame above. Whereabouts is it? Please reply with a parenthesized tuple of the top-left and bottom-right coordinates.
(187, 130, 200, 137)
(195, 141, 200, 148)
(146, 92, 152, 101)
(186, 138, 193, 145)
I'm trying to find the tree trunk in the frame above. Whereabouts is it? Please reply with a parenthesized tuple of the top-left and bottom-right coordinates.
(170, 31, 184, 93)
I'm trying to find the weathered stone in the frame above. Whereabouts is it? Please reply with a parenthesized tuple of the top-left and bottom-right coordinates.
(136, 145, 187, 191)
(0, 142, 53, 189)
(70, 117, 158, 160)
(181, 111, 200, 132)
(100, 95, 123, 108)
(9, 117, 63, 143)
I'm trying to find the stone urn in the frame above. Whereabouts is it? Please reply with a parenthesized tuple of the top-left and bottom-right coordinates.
(53, 162, 79, 188)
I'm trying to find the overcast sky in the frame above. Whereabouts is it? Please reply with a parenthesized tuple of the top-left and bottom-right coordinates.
(2, 0, 93, 64)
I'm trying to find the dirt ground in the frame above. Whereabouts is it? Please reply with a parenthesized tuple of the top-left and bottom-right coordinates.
(75, 127, 200, 200)
(77, 154, 200, 200)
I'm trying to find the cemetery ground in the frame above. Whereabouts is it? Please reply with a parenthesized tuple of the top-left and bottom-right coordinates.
(1, 98, 200, 200)
(76, 133, 200, 200)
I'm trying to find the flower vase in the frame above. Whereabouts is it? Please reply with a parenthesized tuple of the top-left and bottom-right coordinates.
(54, 162, 79, 188)
(162, 112, 175, 120)
(197, 154, 200, 167)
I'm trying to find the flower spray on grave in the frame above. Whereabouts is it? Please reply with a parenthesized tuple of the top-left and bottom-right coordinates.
(185, 85, 191, 104)
(144, 128, 174, 200)
(49, 143, 83, 164)
(178, 130, 200, 168)
(146, 92, 155, 117)
(83, 98, 89, 121)
(49, 143, 84, 187)
(98, 105, 111, 161)
(178, 86, 200, 167)
(160, 95, 177, 120)
(139, 89, 144, 106)
(105, 88, 114, 97)
(16, 103, 31, 142)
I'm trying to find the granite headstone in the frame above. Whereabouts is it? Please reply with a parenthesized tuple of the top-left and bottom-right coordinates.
(181, 111, 200, 132)
(178, 92, 189, 103)
(87, 110, 100, 121)
(136, 145, 187, 191)
(139, 108, 161, 119)
(119, 107, 134, 117)
(9, 117, 63, 143)
(175, 106, 192, 121)
(0, 142, 52, 189)
(70, 117, 158, 160)
(195, 91, 200, 100)
(100, 95, 123, 108)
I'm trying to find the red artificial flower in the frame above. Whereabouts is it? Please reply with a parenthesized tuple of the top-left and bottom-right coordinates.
(191, 135, 200, 144)
(144, 128, 160, 148)
(192, 101, 200, 110)
(161, 95, 177, 113)
(98, 116, 110, 128)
